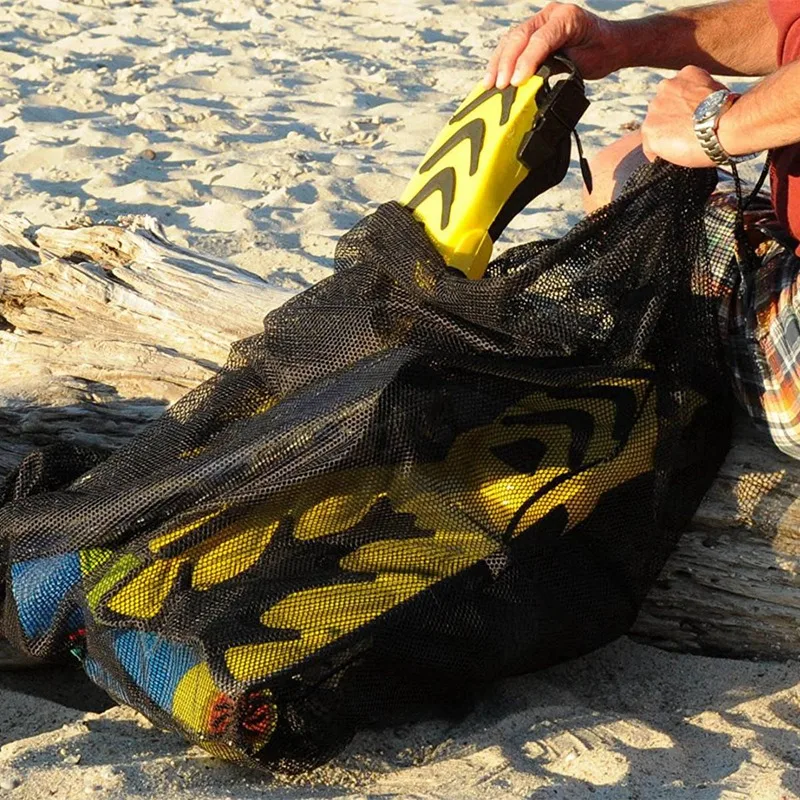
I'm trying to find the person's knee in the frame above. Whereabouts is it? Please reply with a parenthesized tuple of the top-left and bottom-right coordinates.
(582, 132, 647, 215)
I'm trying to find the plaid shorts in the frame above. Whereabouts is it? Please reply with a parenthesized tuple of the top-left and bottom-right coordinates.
(704, 176, 800, 459)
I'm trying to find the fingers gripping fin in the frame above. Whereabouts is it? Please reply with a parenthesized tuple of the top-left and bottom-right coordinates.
(400, 55, 590, 280)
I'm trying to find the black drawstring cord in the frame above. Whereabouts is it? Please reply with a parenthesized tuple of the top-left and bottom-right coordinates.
(730, 155, 771, 274)
(743, 153, 772, 211)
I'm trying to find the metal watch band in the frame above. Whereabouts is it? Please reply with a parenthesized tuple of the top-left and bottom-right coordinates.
(695, 116, 730, 165)
(693, 91, 759, 166)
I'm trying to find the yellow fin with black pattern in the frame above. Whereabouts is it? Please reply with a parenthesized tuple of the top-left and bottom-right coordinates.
(400, 55, 589, 280)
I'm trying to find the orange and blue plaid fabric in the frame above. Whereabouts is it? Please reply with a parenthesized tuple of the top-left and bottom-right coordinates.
(704, 178, 800, 459)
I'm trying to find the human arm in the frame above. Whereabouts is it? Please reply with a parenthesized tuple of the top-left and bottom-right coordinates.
(638, 60, 800, 166)
(718, 60, 800, 154)
(485, 0, 779, 89)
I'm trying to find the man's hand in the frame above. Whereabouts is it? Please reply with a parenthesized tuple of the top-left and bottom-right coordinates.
(641, 66, 727, 167)
(484, 2, 623, 88)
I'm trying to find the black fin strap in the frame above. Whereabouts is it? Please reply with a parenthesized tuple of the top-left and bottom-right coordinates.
(535, 101, 592, 194)
(573, 129, 593, 194)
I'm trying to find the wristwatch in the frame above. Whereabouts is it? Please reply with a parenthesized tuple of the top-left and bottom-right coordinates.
(693, 89, 758, 165)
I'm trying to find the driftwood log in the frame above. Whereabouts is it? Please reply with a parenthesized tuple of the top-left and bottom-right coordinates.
(1, 215, 798, 661)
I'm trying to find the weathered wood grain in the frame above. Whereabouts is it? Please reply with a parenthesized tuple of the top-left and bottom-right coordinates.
(633, 419, 800, 658)
(0, 214, 291, 476)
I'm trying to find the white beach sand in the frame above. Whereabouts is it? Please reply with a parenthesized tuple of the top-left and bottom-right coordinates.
(0, 0, 797, 797)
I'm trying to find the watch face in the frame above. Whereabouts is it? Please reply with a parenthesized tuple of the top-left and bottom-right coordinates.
(694, 90, 728, 123)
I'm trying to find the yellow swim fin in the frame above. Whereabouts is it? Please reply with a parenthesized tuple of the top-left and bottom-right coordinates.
(400, 55, 589, 280)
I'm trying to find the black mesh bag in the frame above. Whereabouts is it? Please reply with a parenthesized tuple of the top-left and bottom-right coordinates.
(0, 160, 732, 772)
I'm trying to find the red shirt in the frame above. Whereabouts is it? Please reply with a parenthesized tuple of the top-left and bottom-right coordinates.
(768, 0, 800, 252)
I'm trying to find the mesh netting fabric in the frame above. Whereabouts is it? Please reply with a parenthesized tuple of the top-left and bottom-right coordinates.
(1, 160, 734, 772)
